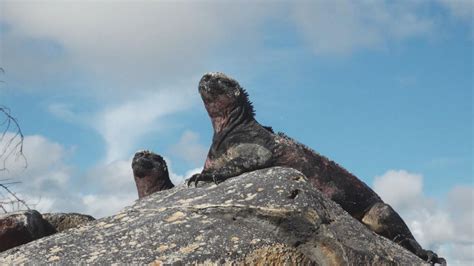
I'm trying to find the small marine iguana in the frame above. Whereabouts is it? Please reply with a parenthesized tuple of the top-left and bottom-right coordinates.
(188, 72, 446, 265)
(132, 150, 174, 199)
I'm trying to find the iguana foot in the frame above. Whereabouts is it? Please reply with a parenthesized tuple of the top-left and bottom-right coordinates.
(404, 239, 446, 265)
(421, 249, 446, 265)
(436, 257, 447, 266)
(187, 173, 225, 187)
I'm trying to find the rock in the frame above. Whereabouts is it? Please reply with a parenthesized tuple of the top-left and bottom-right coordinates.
(0, 210, 56, 252)
(0, 167, 426, 264)
(42, 213, 95, 232)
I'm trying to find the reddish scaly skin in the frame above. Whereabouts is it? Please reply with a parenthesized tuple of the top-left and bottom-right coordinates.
(189, 72, 445, 265)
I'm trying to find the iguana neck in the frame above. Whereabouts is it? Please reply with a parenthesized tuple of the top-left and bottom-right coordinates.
(211, 104, 254, 154)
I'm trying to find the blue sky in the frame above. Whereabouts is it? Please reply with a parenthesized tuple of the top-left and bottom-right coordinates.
(0, 1, 472, 264)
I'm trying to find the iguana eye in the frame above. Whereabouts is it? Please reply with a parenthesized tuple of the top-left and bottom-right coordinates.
(234, 90, 240, 96)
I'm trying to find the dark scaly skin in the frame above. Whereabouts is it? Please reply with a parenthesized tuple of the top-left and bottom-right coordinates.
(132, 150, 174, 199)
(188, 72, 446, 265)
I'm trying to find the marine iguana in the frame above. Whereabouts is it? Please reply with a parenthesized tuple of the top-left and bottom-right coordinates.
(188, 72, 446, 265)
(132, 150, 174, 199)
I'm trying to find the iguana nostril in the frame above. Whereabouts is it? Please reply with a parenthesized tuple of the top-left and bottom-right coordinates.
(288, 189, 300, 199)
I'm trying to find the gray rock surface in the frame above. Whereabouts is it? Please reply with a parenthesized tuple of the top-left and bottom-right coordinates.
(0, 210, 56, 252)
(42, 213, 95, 232)
(0, 167, 425, 264)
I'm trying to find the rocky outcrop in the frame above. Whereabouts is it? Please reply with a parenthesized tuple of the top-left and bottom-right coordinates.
(0, 210, 56, 252)
(42, 213, 95, 232)
(0, 167, 425, 264)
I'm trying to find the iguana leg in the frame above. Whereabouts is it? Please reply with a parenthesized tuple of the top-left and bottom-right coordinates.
(362, 202, 446, 265)
(187, 157, 258, 187)
(188, 143, 273, 187)
(187, 172, 221, 187)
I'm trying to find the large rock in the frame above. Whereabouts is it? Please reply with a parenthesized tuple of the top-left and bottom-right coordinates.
(0, 167, 425, 264)
(42, 213, 95, 232)
(0, 210, 56, 252)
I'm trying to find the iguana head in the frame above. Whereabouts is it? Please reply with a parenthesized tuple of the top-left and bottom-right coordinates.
(132, 150, 168, 179)
(132, 150, 171, 198)
(199, 72, 254, 133)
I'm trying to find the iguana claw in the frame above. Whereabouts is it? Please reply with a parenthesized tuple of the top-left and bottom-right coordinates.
(423, 249, 446, 266)
(187, 173, 224, 187)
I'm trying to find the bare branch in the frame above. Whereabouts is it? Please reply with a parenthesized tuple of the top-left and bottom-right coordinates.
(0, 106, 28, 171)
(0, 183, 30, 212)
(0, 68, 30, 213)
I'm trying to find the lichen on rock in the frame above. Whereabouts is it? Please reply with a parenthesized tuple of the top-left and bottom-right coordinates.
(0, 167, 426, 264)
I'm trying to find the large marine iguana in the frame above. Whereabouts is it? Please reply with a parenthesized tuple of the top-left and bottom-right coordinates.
(132, 150, 174, 199)
(188, 72, 446, 265)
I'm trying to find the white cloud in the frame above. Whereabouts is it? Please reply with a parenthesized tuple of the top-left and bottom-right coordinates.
(0, 134, 72, 192)
(408, 209, 455, 247)
(373, 169, 426, 211)
(73, 158, 135, 218)
(447, 186, 474, 244)
(84, 159, 134, 195)
(0, 133, 74, 212)
(373, 169, 473, 265)
(4, 1, 464, 95)
(0, 1, 270, 97)
(46, 81, 201, 163)
(94, 86, 198, 163)
(169, 130, 208, 166)
(290, 1, 433, 55)
(1, 0, 471, 94)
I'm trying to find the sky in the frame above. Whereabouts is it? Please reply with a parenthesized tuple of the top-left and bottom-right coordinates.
(0, 0, 472, 264)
